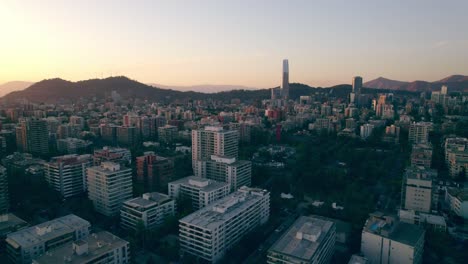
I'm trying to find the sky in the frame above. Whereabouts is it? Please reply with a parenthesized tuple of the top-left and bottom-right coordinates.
(1, 0, 468, 88)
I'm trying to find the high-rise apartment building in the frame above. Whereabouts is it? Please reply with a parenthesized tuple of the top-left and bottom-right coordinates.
(410, 144, 433, 169)
(136, 151, 174, 192)
(408, 122, 432, 144)
(361, 212, 425, 264)
(192, 126, 238, 175)
(360, 124, 375, 139)
(168, 176, 230, 210)
(267, 216, 336, 264)
(15, 118, 49, 156)
(45, 154, 93, 198)
(179, 187, 270, 263)
(120, 192, 175, 231)
(158, 125, 178, 143)
(6, 214, 90, 264)
(117, 126, 139, 146)
(87, 162, 133, 217)
(32, 231, 130, 264)
(0, 166, 8, 214)
(444, 137, 468, 179)
(401, 166, 437, 213)
(195, 155, 251, 192)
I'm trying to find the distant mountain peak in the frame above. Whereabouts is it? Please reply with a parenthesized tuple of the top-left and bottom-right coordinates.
(365, 74, 468, 92)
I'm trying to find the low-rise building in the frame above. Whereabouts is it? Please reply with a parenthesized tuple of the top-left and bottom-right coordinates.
(179, 187, 270, 263)
(445, 187, 468, 219)
(267, 215, 336, 264)
(6, 214, 90, 264)
(32, 231, 130, 264)
(120, 192, 175, 231)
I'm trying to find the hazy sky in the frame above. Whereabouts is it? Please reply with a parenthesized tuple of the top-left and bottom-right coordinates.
(1, 0, 468, 88)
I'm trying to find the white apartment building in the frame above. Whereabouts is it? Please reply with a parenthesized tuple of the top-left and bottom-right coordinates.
(361, 212, 425, 264)
(444, 137, 468, 179)
(44, 154, 93, 198)
(32, 231, 129, 264)
(401, 166, 437, 213)
(87, 162, 133, 217)
(445, 187, 468, 219)
(196, 155, 252, 192)
(267, 216, 336, 264)
(120, 192, 175, 231)
(179, 186, 270, 263)
(408, 122, 432, 144)
(6, 214, 90, 264)
(192, 126, 239, 174)
(168, 176, 230, 210)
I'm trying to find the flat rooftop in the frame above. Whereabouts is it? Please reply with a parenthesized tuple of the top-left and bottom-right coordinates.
(33, 231, 128, 264)
(348, 254, 369, 264)
(123, 192, 172, 209)
(268, 216, 334, 262)
(7, 215, 90, 248)
(0, 213, 28, 235)
(169, 176, 229, 193)
(180, 187, 268, 230)
(364, 213, 424, 247)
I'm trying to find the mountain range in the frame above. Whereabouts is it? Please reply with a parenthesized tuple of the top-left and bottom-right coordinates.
(0, 81, 34, 97)
(364, 75, 468, 92)
(148, 83, 257, 93)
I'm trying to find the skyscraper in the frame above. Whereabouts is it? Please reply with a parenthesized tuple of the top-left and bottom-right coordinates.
(0, 166, 8, 214)
(15, 118, 50, 157)
(282, 59, 289, 100)
(352, 76, 363, 94)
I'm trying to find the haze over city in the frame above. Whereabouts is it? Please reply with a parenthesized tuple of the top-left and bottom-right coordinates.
(1, 0, 468, 88)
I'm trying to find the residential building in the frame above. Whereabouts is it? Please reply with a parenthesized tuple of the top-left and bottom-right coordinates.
(158, 125, 178, 143)
(445, 187, 468, 219)
(0, 214, 28, 252)
(168, 176, 230, 210)
(136, 151, 174, 191)
(410, 144, 433, 169)
(44, 154, 93, 198)
(117, 126, 139, 146)
(196, 155, 251, 192)
(15, 118, 49, 156)
(5, 214, 90, 264)
(32, 231, 130, 264)
(401, 166, 437, 213)
(360, 124, 374, 139)
(398, 209, 446, 232)
(57, 138, 91, 154)
(408, 122, 432, 144)
(348, 254, 369, 264)
(0, 166, 8, 214)
(267, 215, 336, 264)
(120, 192, 175, 231)
(179, 187, 270, 263)
(87, 162, 132, 217)
(361, 212, 425, 264)
(444, 137, 468, 179)
(93, 147, 131, 166)
(192, 126, 239, 174)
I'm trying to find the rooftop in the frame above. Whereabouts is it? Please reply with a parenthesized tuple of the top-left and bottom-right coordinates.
(0, 213, 28, 236)
(169, 176, 229, 193)
(179, 186, 268, 230)
(32, 231, 128, 264)
(405, 166, 437, 180)
(6, 215, 90, 248)
(363, 212, 424, 247)
(268, 216, 335, 261)
(348, 254, 369, 264)
(123, 192, 173, 210)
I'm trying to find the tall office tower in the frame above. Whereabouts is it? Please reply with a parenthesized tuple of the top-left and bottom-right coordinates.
(353, 76, 363, 94)
(32, 231, 130, 264)
(6, 214, 90, 264)
(121, 192, 175, 231)
(87, 162, 132, 217)
(168, 176, 230, 210)
(44, 154, 93, 198)
(361, 213, 425, 264)
(93, 146, 132, 166)
(192, 126, 239, 175)
(0, 166, 8, 214)
(179, 187, 270, 263)
(281, 59, 289, 100)
(136, 151, 174, 191)
(401, 166, 437, 213)
(409, 122, 432, 144)
(15, 118, 49, 156)
(267, 216, 336, 264)
(195, 155, 252, 192)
